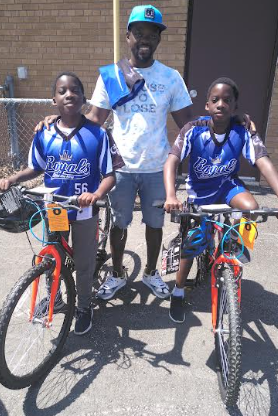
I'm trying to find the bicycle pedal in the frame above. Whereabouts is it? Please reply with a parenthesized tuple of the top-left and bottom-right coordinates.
(96, 249, 107, 262)
(185, 280, 196, 287)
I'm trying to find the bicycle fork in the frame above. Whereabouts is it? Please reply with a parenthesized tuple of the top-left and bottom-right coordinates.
(29, 246, 62, 326)
(211, 255, 242, 333)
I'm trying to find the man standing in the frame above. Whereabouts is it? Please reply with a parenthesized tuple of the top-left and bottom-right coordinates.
(89, 4, 193, 300)
(35, 4, 193, 301)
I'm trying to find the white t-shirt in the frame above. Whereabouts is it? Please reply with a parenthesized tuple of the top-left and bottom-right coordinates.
(91, 60, 192, 173)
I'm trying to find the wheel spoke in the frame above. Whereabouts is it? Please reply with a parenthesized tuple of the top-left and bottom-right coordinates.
(215, 266, 242, 406)
(218, 285, 229, 387)
(0, 262, 75, 389)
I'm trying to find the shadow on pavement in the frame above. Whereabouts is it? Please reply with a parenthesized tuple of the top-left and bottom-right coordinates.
(239, 279, 278, 416)
(205, 278, 278, 415)
(0, 400, 8, 416)
(22, 250, 200, 416)
(23, 300, 201, 415)
(21, 261, 278, 415)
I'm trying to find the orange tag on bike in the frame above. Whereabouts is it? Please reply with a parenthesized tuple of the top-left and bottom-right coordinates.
(47, 203, 69, 231)
(237, 218, 257, 250)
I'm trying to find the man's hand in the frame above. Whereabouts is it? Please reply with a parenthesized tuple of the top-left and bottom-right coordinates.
(78, 192, 100, 208)
(164, 196, 183, 213)
(0, 178, 13, 191)
(34, 115, 57, 132)
(233, 113, 257, 136)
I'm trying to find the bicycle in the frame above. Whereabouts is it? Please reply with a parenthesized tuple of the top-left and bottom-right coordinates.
(161, 202, 278, 407)
(0, 185, 111, 390)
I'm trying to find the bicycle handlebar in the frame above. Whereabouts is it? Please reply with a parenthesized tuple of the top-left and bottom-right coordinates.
(153, 200, 278, 222)
(22, 187, 107, 209)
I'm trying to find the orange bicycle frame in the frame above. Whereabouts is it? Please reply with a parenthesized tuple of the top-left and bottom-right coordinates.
(210, 222, 242, 332)
(29, 245, 62, 325)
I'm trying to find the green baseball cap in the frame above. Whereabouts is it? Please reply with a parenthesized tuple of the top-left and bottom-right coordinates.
(127, 5, 167, 32)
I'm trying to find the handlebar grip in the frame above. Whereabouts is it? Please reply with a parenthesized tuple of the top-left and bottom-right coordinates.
(95, 199, 107, 208)
(67, 195, 79, 206)
(152, 200, 165, 208)
(63, 196, 107, 209)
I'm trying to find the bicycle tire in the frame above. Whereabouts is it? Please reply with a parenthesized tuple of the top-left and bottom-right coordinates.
(0, 260, 75, 389)
(214, 265, 242, 407)
(98, 197, 111, 251)
(95, 198, 111, 277)
(196, 250, 210, 283)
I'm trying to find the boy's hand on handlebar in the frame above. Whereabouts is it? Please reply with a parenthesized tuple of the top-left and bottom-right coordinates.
(78, 192, 100, 208)
(164, 197, 183, 213)
(0, 178, 13, 191)
(34, 115, 57, 132)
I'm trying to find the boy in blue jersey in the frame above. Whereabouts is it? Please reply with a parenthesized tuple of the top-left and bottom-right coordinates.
(163, 77, 278, 323)
(0, 72, 118, 335)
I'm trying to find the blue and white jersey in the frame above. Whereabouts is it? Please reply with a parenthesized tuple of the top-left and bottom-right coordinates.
(28, 116, 114, 220)
(170, 117, 268, 201)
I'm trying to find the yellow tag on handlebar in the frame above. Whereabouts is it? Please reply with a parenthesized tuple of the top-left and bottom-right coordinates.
(237, 218, 257, 250)
(47, 203, 69, 231)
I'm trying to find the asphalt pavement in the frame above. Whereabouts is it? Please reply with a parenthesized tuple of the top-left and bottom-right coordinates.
(0, 183, 278, 416)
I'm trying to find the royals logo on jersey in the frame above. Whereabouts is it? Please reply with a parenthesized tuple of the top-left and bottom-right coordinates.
(193, 156, 237, 180)
(45, 156, 91, 180)
(59, 150, 72, 162)
(210, 156, 222, 164)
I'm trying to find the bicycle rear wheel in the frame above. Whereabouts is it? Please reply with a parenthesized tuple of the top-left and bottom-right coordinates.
(196, 250, 210, 283)
(95, 197, 111, 277)
(214, 265, 242, 407)
(0, 260, 75, 389)
(98, 197, 111, 251)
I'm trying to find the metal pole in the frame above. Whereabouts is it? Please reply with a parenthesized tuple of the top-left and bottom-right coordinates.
(5, 75, 20, 169)
(113, 0, 120, 63)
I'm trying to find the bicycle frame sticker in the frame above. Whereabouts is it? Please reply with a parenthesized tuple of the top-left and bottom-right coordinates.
(47, 203, 69, 231)
(237, 218, 257, 250)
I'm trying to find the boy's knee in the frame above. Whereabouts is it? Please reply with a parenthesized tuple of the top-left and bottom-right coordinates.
(240, 197, 259, 211)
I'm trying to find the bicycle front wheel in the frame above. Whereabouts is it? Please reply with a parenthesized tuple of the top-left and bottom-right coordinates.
(0, 260, 75, 389)
(214, 265, 242, 407)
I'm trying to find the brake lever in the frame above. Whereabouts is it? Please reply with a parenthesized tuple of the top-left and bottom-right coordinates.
(58, 204, 81, 212)
(54, 197, 81, 212)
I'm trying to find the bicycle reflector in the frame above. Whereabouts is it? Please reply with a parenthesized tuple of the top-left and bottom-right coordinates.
(0, 187, 41, 233)
(181, 218, 212, 259)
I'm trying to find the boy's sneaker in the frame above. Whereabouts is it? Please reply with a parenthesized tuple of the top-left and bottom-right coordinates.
(96, 270, 127, 300)
(169, 295, 185, 323)
(74, 307, 93, 335)
(34, 290, 65, 317)
(142, 269, 170, 299)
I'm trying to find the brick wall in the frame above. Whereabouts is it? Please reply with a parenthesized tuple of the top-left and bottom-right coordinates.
(1, 0, 277, 179)
(262, 63, 278, 186)
(0, 0, 189, 102)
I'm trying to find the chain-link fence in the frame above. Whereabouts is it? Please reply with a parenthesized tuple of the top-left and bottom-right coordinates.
(0, 99, 58, 170)
(0, 99, 99, 173)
